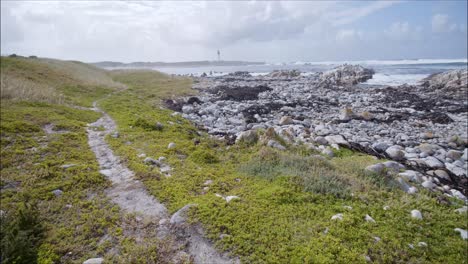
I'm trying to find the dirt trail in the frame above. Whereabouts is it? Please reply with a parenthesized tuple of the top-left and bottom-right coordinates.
(86, 101, 236, 263)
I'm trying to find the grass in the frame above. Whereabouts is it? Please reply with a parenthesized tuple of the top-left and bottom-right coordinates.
(99, 69, 468, 263)
(0, 57, 167, 263)
(1, 57, 467, 263)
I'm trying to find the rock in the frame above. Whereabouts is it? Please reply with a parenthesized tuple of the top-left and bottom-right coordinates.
(111, 132, 120, 138)
(279, 116, 294, 125)
(236, 130, 258, 145)
(421, 180, 435, 189)
(446, 150, 463, 160)
(433, 170, 450, 180)
(445, 163, 466, 177)
(343, 205, 353, 210)
(411, 209, 423, 220)
(398, 170, 421, 182)
(52, 189, 63, 197)
(418, 242, 428, 247)
(267, 70, 301, 78)
(365, 163, 385, 174)
(319, 64, 374, 86)
(450, 189, 467, 201)
(462, 149, 468, 161)
(372, 142, 389, 153)
(423, 157, 444, 168)
(225, 196, 240, 203)
(60, 164, 76, 169)
(365, 214, 376, 223)
(421, 69, 468, 93)
(321, 148, 335, 158)
(325, 135, 349, 147)
(203, 180, 213, 186)
(407, 186, 418, 194)
(267, 140, 286, 150)
(397, 178, 410, 192)
(382, 161, 405, 173)
(314, 136, 328, 146)
(83, 258, 104, 264)
(454, 228, 467, 240)
(168, 142, 176, 149)
(383, 206, 390, 210)
(144, 157, 161, 166)
(331, 213, 343, 221)
(385, 146, 405, 161)
(455, 206, 467, 214)
(170, 204, 197, 225)
(418, 143, 438, 156)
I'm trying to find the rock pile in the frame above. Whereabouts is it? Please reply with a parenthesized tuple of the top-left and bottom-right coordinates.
(174, 65, 467, 200)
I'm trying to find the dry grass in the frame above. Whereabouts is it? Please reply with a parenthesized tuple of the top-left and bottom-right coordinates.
(0, 74, 64, 104)
(0, 56, 125, 104)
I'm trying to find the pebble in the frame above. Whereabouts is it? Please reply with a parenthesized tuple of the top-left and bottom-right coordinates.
(168, 142, 176, 149)
(331, 213, 343, 221)
(52, 189, 63, 197)
(365, 214, 376, 223)
(454, 228, 467, 240)
(83, 258, 104, 264)
(411, 209, 423, 220)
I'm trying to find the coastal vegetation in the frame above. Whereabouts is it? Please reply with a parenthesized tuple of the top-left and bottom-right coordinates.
(1, 56, 466, 263)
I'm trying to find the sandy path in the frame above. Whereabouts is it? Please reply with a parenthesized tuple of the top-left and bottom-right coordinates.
(86, 101, 236, 264)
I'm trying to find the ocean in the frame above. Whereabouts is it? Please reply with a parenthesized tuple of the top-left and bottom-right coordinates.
(149, 58, 467, 86)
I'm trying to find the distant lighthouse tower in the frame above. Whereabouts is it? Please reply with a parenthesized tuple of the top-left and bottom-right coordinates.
(217, 50, 221, 61)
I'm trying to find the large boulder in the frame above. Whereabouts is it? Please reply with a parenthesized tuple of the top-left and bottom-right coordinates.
(267, 70, 301, 78)
(319, 64, 374, 87)
(420, 69, 468, 93)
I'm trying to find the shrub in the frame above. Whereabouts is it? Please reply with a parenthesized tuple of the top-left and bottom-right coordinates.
(239, 149, 351, 197)
(133, 118, 163, 131)
(0, 201, 44, 264)
(190, 149, 219, 164)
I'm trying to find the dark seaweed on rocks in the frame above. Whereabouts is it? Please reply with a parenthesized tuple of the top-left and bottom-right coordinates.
(211, 85, 272, 101)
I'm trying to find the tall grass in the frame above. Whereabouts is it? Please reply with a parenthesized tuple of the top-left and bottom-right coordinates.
(0, 74, 64, 104)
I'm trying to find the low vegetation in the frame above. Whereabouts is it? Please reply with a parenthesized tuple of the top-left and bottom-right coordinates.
(1, 56, 466, 263)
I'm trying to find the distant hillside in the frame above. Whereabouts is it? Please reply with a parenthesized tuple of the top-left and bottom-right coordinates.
(92, 60, 265, 68)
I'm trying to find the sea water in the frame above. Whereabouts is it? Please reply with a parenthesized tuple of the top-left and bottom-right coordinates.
(151, 58, 467, 86)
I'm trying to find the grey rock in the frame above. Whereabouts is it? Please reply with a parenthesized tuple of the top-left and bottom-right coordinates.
(314, 136, 328, 145)
(365, 163, 385, 174)
(433, 170, 450, 180)
(321, 148, 335, 158)
(447, 150, 463, 160)
(325, 135, 349, 147)
(454, 228, 467, 240)
(411, 210, 423, 220)
(279, 116, 294, 125)
(372, 142, 389, 153)
(236, 130, 258, 145)
(52, 189, 63, 197)
(144, 157, 161, 166)
(83, 258, 104, 264)
(382, 161, 405, 173)
(421, 180, 435, 189)
(168, 142, 176, 149)
(267, 140, 286, 150)
(385, 146, 405, 161)
(423, 157, 444, 168)
(170, 204, 197, 225)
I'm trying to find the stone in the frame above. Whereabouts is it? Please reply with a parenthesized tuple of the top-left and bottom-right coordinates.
(365, 214, 376, 223)
(236, 130, 258, 145)
(454, 228, 467, 240)
(433, 170, 450, 180)
(445, 163, 466, 177)
(398, 170, 420, 182)
(60, 164, 76, 169)
(325, 135, 349, 147)
(418, 242, 428, 247)
(450, 189, 467, 201)
(411, 209, 423, 220)
(407, 186, 418, 194)
(170, 204, 197, 225)
(203, 180, 213, 186)
(343, 205, 353, 210)
(462, 149, 468, 161)
(365, 163, 385, 174)
(455, 206, 467, 214)
(225, 196, 240, 203)
(331, 213, 343, 221)
(314, 136, 328, 145)
(372, 142, 389, 153)
(423, 157, 444, 168)
(144, 157, 161, 166)
(340, 107, 355, 121)
(397, 178, 410, 192)
(382, 161, 405, 173)
(168, 142, 176, 149)
(279, 116, 294, 125)
(418, 143, 438, 156)
(83, 258, 104, 264)
(321, 148, 335, 158)
(52, 189, 63, 197)
(421, 180, 435, 189)
(385, 146, 405, 161)
(267, 140, 286, 150)
(447, 150, 463, 160)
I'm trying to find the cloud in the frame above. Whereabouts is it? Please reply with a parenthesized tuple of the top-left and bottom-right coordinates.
(431, 13, 464, 33)
(385, 21, 422, 40)
(336, 29, 363, 41)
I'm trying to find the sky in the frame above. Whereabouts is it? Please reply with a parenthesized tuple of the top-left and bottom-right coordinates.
(1, 1, 467, 63)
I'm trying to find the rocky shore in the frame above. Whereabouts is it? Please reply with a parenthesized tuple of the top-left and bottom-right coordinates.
(167, 65, 468, 200)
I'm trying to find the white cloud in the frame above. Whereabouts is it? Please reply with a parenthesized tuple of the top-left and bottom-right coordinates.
(432, 14, 450, 33)
(385, 21, 422, 40)
(336, 29, 363, 41)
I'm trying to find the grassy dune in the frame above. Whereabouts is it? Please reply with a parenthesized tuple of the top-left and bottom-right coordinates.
(1, 56, 466, 263)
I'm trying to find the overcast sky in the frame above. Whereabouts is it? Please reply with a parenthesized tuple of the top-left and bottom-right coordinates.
(1, 1, 467, 63)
